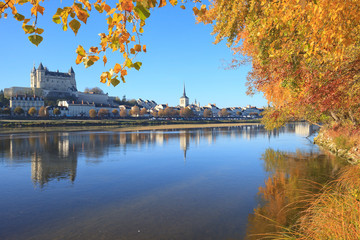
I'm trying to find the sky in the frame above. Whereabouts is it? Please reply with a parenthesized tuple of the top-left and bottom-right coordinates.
(0, 2, 267, 108)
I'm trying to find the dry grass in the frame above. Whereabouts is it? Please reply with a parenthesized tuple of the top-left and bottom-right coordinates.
(257, 165, 360, 240)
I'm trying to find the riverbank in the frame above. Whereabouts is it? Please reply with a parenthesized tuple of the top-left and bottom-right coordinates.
(269, 125, 360, 239)
(0, 119, 261, 134)
(314, 124, 360, 164)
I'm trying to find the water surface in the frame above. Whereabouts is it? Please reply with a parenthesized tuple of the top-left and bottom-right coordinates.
(0, 123, 343, 240)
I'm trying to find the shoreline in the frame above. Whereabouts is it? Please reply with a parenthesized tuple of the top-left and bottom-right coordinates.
(0, 119, 262, 135)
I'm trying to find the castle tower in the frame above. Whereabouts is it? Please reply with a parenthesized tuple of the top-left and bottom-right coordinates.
(180, 84, 189, 108)
(30, 65, 36, 88)
(30, 63, 77, 92)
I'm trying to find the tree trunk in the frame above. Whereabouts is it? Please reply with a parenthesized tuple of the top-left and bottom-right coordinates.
(330, 110, 339, 122)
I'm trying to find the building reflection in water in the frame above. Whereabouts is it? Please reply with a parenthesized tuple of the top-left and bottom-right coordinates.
(0, 123, 313, 188)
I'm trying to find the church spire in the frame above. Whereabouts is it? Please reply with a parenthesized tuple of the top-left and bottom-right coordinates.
(182, 83, 187, 97)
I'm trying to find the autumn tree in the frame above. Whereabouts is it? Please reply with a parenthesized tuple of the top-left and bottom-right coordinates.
(164, 107, 177, 117)
(203, 109, 212, 118)
(158, 109, 165, 117)
(218, 108, 229, 117)
(151, 110, 158, 117)
(197, 0, 360, 129)
(130, 106, 140, 117)
(38, 106, 48, 117)
(89, 109, 97, 118)
(180, 108, 194, 118)
(120, 108, 127, 117)
(140, 108, 147, 116)
(98, 108, 109, 118)
(112, 109, 119, 117)
(84, 87, 104, 94)
(28, 107, 37, 116)
(13, 106, 24, 115)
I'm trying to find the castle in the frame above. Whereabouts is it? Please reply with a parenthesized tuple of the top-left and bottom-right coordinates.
(4, 63, 115, 105)
(30, 63, 77, 92)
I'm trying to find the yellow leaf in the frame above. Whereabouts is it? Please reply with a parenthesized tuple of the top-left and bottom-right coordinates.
(131, 35, 135, 41)
(169, 0, 177, 6)
(88, 55, 100, 62)
(103, 55, 107, 66)
(100, 72, 108, 83)
(75, 55, 83, 64)
(114, 63, 122, 73)
(159, 0, 167, 8)
(143, 45, 147, 52)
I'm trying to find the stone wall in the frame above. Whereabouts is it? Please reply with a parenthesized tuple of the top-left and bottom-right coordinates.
(314, 129, 360, 164)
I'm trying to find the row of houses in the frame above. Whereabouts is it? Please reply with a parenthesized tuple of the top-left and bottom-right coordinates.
(5, 95, 263, 118)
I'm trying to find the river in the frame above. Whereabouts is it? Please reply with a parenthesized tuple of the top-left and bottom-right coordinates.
(0, 123, 344, 240)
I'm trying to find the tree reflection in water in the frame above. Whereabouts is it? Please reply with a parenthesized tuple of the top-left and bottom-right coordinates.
(245, 149, 345, 239)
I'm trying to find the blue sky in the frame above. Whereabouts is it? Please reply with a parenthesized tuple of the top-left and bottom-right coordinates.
(0, 2, 267, 108)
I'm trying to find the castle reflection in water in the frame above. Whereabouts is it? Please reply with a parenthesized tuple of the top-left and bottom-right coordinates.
(0, 123, 314, 188)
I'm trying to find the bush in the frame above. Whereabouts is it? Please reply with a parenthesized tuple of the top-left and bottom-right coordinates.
(13, 106, 24, 115)
(28, 107, 37, 116)
(89, 109, 97, 118)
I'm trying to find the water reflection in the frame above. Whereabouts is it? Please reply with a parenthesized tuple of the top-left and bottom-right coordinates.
(0, 123, 341, 240)
(245, 148, 344, 239)
(0, 123, 318, 189)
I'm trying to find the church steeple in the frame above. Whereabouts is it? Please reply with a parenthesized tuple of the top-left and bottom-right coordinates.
(179, 83, 189, 108)
(182, 83, 187, 98)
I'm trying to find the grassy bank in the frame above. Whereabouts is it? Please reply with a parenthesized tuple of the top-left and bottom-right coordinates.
(264, 164, 360, 240)
(0, 119, 261, 134)
(259, 125, 360, 240)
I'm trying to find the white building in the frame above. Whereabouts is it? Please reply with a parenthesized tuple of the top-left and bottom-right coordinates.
(203, 103, 220, 117)
(137, 99, 157, 109)
(242, 105, 263, 117)
(30, 63, 77, 92)
(58, 100, 119, 117)
(10, 95, 44, 112)
(179, 84, 189, 108)
(154, 104, 168, 111)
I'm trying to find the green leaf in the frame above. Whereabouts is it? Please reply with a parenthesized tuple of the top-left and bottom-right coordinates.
(69, 19, 81, 35)
(55, 8, 64, 15)
(23, 25, 35, 34)
(94, 4, 103, 13)
(52, 16, 61, 24)
(132, 62, 142, 70)
(18, 0, 29, 4)
(14, 13, 25, 21)
(28, 35, 43, 46)
(134, 3, 150, 21)
(110, 77, 120, 87)
(83, 58, 94, 68)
